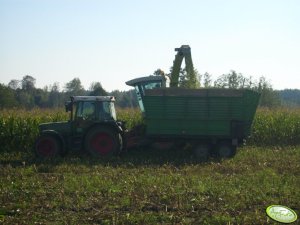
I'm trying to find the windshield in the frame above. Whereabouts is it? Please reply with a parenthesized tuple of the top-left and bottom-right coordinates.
(143, 81, 161, 91)
(135, 86, 145, 112)
(140, 81, 162, 95)
(74, 101, 116, 121)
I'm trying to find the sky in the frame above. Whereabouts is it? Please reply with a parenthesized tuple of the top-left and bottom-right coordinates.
(0, 0, 299, 92)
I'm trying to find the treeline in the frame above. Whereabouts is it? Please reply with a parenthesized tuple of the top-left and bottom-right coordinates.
(0, 71, 299, 109)
(158, 68, 285, 108)
(276, 89, 300, 108)
(0, 76, 137, 109)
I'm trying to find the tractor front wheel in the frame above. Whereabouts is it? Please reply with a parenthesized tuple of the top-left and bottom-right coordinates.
(35, 134, 61, 158)
(85, 127, 121, 157)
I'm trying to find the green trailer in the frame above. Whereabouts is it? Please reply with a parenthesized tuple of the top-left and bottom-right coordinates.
(126, 80, 260, 158)
(126, 45, 260, 159)
(143, 88, 260, 140)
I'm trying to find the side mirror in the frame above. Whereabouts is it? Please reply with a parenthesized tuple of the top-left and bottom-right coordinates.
(65, 101, 72, 112)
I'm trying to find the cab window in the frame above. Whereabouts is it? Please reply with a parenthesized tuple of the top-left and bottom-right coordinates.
(135, 86, 145, 112)
(76, 101, 95, 120)
(99, 102, 112, 120)
(143, 81, 161, 91)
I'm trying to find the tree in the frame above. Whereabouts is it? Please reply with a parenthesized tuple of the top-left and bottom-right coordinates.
(21, 75, 36, 92)
(214, 71, 280, 108)
(16, 89, 34, 108)
(171, 67, 200, 89)
(0, 84, 17, 108)
(183, 68, 200, 89)
(214, 70, 245, 88)
(214, 71, 258, 89)
(203, 72, 212, 87)
(64, 78, 85, 96)
(8, 79, 20, 90)
(89, 82, 107, 96)
(34, 88, 49, 108)
(277, 89, 300, 107)
(48, 83, 63, 107)
(244, 76, 255, 89)
(254, 76, 281, 108)
(110, 89, 137, 108)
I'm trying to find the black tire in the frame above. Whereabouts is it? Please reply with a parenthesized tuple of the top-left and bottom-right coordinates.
(35, 134, 61, 158)
(193, 144, 210, 161)
(151, 142, 174, 151)
(217, 142, 236, 158)
(84, 126, 121, 157)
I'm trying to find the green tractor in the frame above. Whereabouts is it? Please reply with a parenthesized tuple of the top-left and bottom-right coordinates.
(35, 96, 125, 158)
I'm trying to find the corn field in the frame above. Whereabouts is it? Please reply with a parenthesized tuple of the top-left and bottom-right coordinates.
(0, 109, 67, 152)
(0, 108, 299, 153)
(249, 108, 300, 146)
(0, 108, 143, 153)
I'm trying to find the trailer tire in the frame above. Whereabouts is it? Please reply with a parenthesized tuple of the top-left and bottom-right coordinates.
(35, 134, 61, 158)
(85, 126, 120, 157)
(217, 142, 236, 158)
(193, 144, 209, 161)
(152, 141, 174, 151)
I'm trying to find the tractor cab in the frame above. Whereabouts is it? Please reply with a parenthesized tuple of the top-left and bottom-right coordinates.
(36, 96, 123, 158)
(65, 96, 117, 124)
(126, 75, 170, 112)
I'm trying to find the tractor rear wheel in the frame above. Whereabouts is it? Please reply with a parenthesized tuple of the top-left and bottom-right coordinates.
(35, 134, 61, 158)
(85, 126, 121, 157)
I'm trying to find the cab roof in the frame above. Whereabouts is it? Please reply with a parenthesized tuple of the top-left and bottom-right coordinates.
(126, 75, 164, 87)
(71, 96, 115, 102)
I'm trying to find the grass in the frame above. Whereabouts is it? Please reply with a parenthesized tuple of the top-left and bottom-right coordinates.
(1, 146, 299, 224)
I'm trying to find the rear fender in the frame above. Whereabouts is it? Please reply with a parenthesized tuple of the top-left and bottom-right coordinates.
(87, 122, 123, 134)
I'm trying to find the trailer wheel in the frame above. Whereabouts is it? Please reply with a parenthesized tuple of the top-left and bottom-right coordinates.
(193, 144, 209, 161)
(152, 142, 174, 151)
(85, 127, 120, 157)
(35, 134, 61, 158)
(217, 142, 236, 158)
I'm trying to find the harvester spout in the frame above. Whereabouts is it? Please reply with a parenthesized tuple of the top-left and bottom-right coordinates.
(170, 45, 195, 88)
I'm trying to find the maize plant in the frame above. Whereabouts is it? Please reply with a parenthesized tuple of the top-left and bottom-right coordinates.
(0, 107, 299, 153)
(0, 108, 143, 153)
(248, 108, 300, 146)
